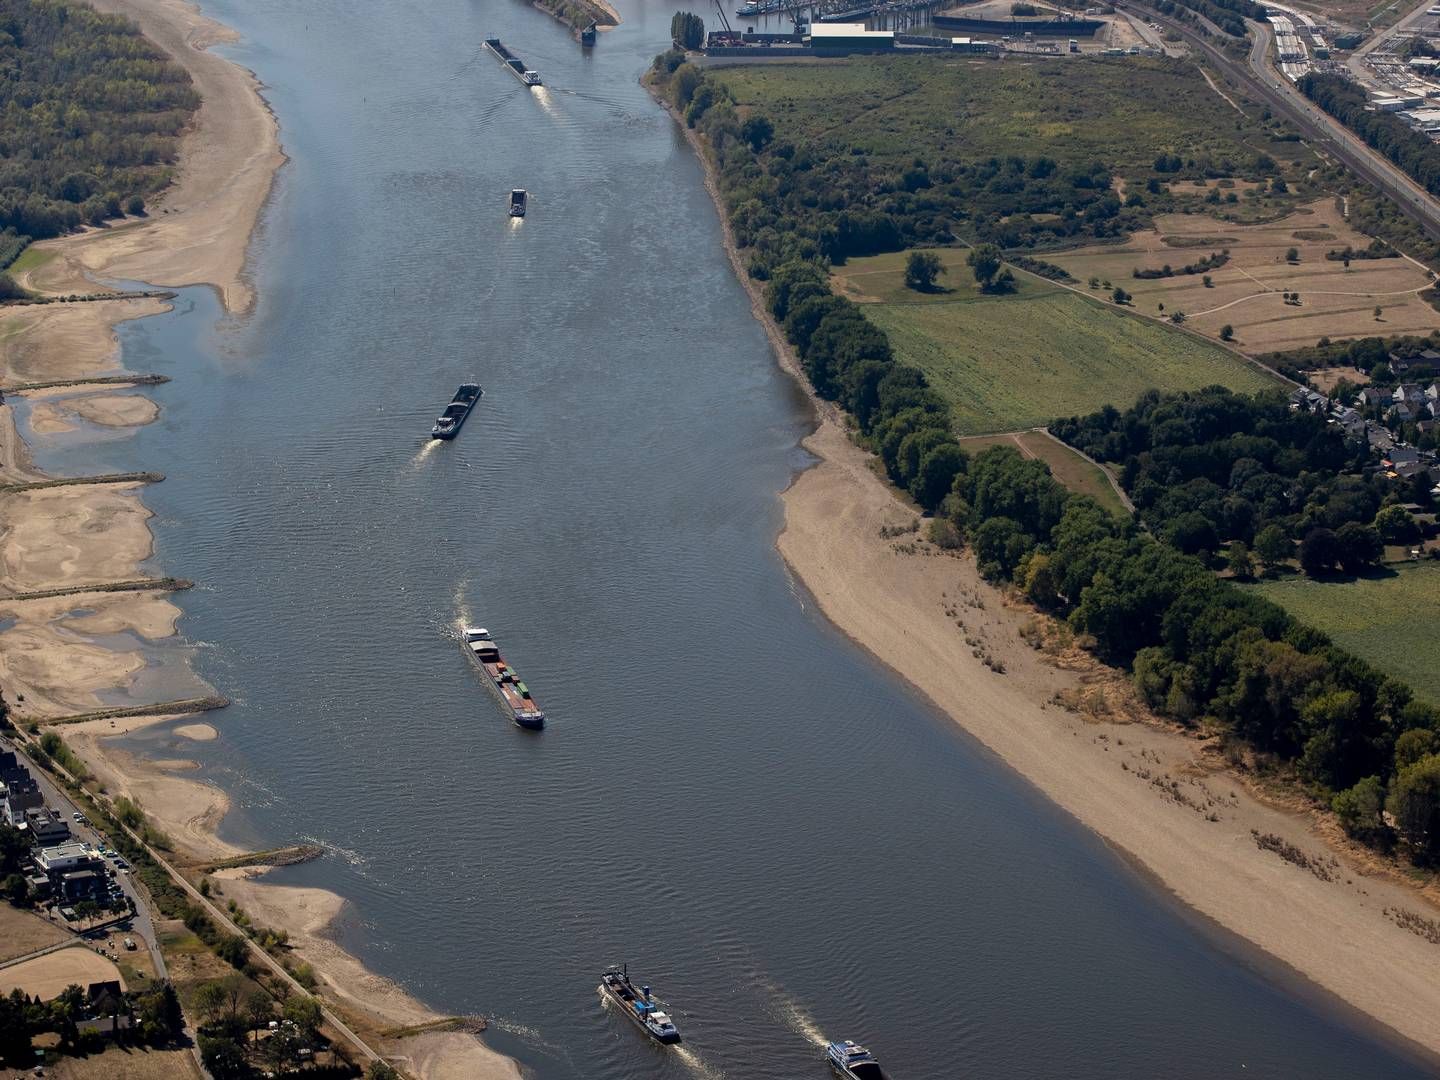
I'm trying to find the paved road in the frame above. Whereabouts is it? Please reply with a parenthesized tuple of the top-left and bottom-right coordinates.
(15, 742, 166, 980)
(1350, 0, 1433, 74)
(1120, 3, 1440, 243)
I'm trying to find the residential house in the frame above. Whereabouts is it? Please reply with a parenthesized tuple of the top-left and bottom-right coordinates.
(22, 807, 69, 845)
(1394, 383, 1427, 407)
(1389, 402, 1419, 425)
(1360, 386, 1389, 409)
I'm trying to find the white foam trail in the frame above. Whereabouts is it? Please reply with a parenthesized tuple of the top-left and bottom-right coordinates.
(772, 991, 828, 1048)
(452, 576, 473, 635)
(409, 438, 441, 468)
(673, 1045, 727, 1079)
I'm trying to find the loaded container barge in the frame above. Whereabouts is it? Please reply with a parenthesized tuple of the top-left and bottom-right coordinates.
(599, 967, 681, 1044)
(462, 628, 545, 729)
(484, 37, 542, 85)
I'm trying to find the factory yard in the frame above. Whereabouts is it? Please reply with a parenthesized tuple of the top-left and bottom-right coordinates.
(1047, 198, 1440, 351)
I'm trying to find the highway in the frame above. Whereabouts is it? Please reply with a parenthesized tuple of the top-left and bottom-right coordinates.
(1119, 1, 1440, 243)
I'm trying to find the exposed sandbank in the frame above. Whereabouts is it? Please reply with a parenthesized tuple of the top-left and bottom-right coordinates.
(0, 0, 520, 1072)
(212, 869, 522, 1080)
(651, 83, 1440, 1067)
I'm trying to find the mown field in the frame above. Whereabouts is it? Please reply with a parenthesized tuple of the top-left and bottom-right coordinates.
(1249, 563, 1440, 704)
(860, 286, 1279, 434)
(714, 54, 1315, 189)
(958, 431, 1130, 517)
(1048, 199, 1440, 351)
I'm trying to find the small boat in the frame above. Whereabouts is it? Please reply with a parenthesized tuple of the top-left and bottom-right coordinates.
(827, 1040, 888, 1080)
(462, 628, 545, 729)
(580, 21, 598, 45)
(509, 189, 527, 217)
(431, 383, 482, 440)
(599, 966, 681, 1044)
(484, 37, 542, 85)
(735, 1, 761, 14)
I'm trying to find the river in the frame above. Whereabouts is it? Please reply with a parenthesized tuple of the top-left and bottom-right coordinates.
(21, 0, 1439, 1076)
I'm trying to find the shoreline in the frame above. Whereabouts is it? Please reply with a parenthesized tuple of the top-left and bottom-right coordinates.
(0, 1, 519, 1076)
(653, 77, 1440, 1068)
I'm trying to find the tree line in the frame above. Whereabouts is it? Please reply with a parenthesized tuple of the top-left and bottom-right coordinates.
(0, 0, 198, 249)
(1299, 73, 1440, 201)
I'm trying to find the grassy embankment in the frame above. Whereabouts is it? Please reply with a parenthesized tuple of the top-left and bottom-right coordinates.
(957, 431, 1129, 518)
(1249, 564, 1440, 705)
(715, 57, 1291, 442)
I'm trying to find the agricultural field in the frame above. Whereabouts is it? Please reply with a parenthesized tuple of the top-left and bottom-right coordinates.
(1047, 199, 1440, 351)
(1249, 563, 1440, 704)
(855, 278, 1278, 434)
(958, 431, 1130, 517)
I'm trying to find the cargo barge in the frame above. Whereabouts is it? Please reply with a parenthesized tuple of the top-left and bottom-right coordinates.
(484, 37, 542, 85)
(462, 628, 545, 729)
(598, 967, 681, 1044)
(431, 383, 482, 440)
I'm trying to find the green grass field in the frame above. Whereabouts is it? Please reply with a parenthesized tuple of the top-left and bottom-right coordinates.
(958, 431, 1130, 517)
(713, 55, 1313, 183)
(7, 246, 53, 276)
(832, 248, 1051, 305)
(1249, 564, 1440, 704)
(864, 290, 1279, 435)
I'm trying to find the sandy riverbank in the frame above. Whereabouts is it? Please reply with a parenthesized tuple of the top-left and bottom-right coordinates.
(652, 84, 1440, 1067)
(0, 0, 521, 1074)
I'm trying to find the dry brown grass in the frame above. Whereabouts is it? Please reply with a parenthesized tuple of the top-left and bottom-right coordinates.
(44, 1046, 203, 1080)
(1305, 365, 1370, 392)
(1050, 198, 1440, 351)
(0, 946, 124, 1000)
(0, 903, 71, 963)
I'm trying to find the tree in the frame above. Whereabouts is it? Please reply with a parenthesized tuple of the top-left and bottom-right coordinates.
(1387, 753, 1440, 861)
(2, 873, 27, 906)
(1220, 323, 1234, 341)
(1226, 541, 1254, 579)
(739, 115, 773, 151)
(199, 1033, 250, 1080)
(1299, 527, 1339, 577)
(1375, 504, 1419, 543)
(1396, 728, 1440, 770)
(670, 11, 705, 49)
(1111, 286, 1130, 305)
(1333, 776, 1386, 840)
(904, 251, 946, 293)
(966, 243, 1003, 290)
(1202, 274, 1213, 288)
(1285, 246, 1299, 262)
(909, 443, 967, 513)
(368, 1064, 403, 1080)
(193, 981, 228, 1029)
(245, 991, 273, 1047)
(1334, 521, 1383, 574)
(1375, 305, 1383, 320)
(125, 195, 145, 217)
(282, 995, 322, 1040)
